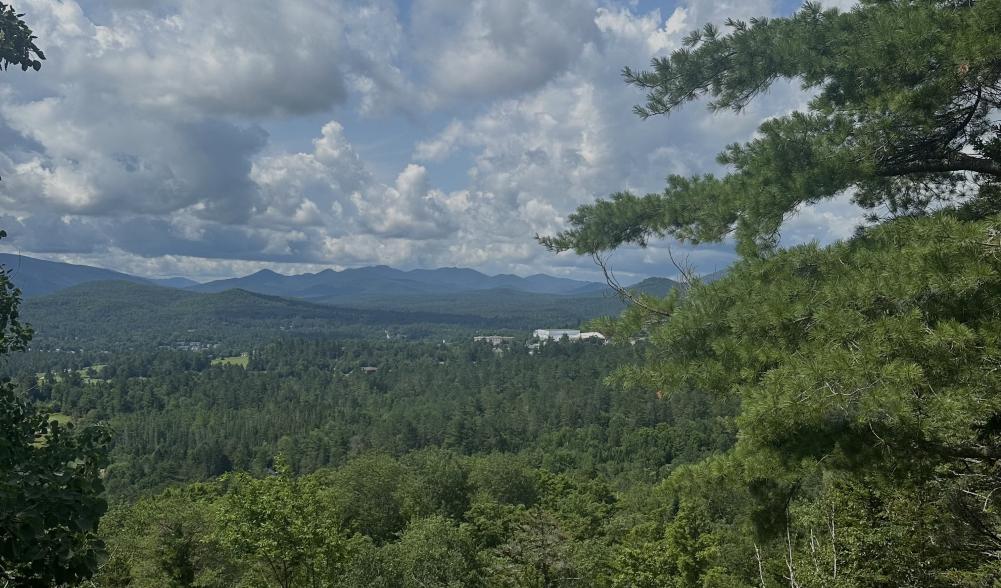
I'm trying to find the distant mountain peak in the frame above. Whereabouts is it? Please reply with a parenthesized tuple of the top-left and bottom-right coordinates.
(250, 269, 283, 277)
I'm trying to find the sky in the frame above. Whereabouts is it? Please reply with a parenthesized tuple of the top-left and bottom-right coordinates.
(0, 0, 864, 283)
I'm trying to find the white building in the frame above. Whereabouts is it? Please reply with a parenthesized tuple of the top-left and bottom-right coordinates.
(473, 336, 515, 346)
(533, 329, 581, 341)
(532, 329, 606, 342)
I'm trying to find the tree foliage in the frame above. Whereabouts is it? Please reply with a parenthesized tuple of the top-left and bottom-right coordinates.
(215, 457, 360, 588)
(533, 0, 1001, 585)
(0, 2, 43, 72)
(95, 452, 630, 587)
(540, 0, 1001, 256)
(1, 233, 111, 585)
(602, 210, 1001, 584)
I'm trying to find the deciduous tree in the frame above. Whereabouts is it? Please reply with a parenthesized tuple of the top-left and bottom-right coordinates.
(1, 231, 111, 586)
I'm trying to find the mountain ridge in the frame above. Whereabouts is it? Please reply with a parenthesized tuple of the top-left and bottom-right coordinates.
(1, 253, 705, 307)
(0, 253, 153, 297)
(189, 264, 609, 299)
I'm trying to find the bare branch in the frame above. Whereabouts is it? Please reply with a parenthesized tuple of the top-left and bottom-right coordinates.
(785, 524, 801, 588)
(592, 253, 673, 318)
(667, 247, 700, 287)
(876, 153, 1001, 179)
(754, 543, 768, 588)
(829, 506, 838, 581)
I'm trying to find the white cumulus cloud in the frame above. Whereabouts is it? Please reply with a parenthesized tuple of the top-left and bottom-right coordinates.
(0, 0, 867, 281)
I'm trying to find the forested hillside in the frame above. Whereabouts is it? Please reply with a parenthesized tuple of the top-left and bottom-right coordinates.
(19, 279, 673, 351)
(0, 253, 153, 296)
(20, 281, 520, 349)
(28, 209, 1001, 586)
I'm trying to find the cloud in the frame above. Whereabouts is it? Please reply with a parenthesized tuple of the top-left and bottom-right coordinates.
(251, 121, 369, 232)
(409, 0, 816, 276)
(0, 0, 416, 227)
(0, 0, 367, 227)
(254, 121, 459, 240)
(0, 94, 268, 221)
(0, 0, 865, 281)
(2, 114, 469, 271)
(408, 0, 601, 107)
(18, 0, 358, 118)
(353, 164, 458, 239)
(780, 193, 867, 246)
(819, 0, 860, 10)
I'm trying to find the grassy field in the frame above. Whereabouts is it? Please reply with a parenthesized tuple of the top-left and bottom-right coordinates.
(47, 412, 74, 426)
(211, 353, 249, 368)
(36, 364, 107, 384)
(31, 413, 75, 446)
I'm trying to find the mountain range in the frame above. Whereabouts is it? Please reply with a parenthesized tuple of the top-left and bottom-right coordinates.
(0, 253, 696, 304)
(0, 252, 696, 305)
(0, 252, 703, 302)
(188, 265, 608, 301)
(1, 253, 635, 301)
(3, 253, 695, 348)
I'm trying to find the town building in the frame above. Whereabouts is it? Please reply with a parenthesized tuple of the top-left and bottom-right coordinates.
(532, 329, 606, 343)
(533, 329, 581, 341)
(473, 335, 515, 346)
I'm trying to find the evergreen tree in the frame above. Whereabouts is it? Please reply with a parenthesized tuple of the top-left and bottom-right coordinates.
(540, 0, 1001, 257)
(540, 1, 1001, 584)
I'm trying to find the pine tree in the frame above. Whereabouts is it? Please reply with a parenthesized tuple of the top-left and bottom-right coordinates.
(541, 1, 1001, 584)
(541, 0, 1001, 257)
